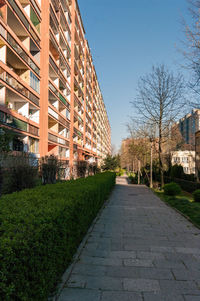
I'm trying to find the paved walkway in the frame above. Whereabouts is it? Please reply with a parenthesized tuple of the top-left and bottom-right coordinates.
(58, 176, 200, 301)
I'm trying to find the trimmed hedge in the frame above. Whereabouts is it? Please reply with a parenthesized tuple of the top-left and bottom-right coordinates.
(164, 176, 200, 193)
(163, 182, 181, 196)
(0, 172, 116, 300)
(193, 189, 200, 202)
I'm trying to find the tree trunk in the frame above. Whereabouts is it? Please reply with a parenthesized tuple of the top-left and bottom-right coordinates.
(150, 140, 153, 188)
(159, 105, 164, 188)
(158, 131, 164, 187)
(138, 160, 140, 184)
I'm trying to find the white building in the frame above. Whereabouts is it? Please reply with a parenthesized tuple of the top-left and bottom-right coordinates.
(171, 150, 195, 174)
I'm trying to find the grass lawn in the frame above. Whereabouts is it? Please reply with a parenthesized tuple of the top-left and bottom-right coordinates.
(154, 189, 200, 228)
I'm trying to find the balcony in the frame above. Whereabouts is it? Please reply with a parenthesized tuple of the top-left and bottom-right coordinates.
(49, 32, 59, 61)
(6, 46, 40, 94)
(49, 90, 59, 110)
(0, 66, 39, 106)
(7, 31, 40, 75)
(48, 132, 68, 146)
(59, 146, 70, 159)
(0, 108, 39, 136)
(49, 64, 59, 88)
(7, 1, 40, 46)
(5, 88, 39, 124)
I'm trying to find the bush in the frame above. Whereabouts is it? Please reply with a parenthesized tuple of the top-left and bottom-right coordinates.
(164, 176, 200, 193)
(77, 160, 88, 177)
(1, 153, 38, 194)
(163, 182, 181, 196)
(0, 172, 116, 300)
(170, 164, 184, 179)
(40, 155, 62, 184)
(116, 169, 124, 176)
(193, 189, 200, 202)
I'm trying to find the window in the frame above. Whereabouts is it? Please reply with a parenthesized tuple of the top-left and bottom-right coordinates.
(30, 7, 40, 33)
(29, 137, 39, 153)
(173, 157, 180, 163)
(13, 136, 24, 151)
(30, 71, 40, 93)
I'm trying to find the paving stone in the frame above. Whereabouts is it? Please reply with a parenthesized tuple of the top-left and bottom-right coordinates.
(175, 247, 200, 254)
(143, 292, 184, 301)
(58, 288, 101, 301)
(109, 250, 136, 259)
(68, 274, 123, 291)
(123, 278, 160, 292)
(106, 266, 140, 278)
(150, 246, 175, 253)
(172, 269, 200, 281)
(159, 280, 200, 294)
(72, 263, 106, 276)
(79, 255, 122, 266)
(101, 291, 143, 301)
(136, 251, 165, 260)
(85, 275, 123, 290)
(124, 258, 153, 267)
(183, 296, 200, 301)
(153, 259, 186, 269)
(139, 268, 174, 280)
(124, 244, 151, 251)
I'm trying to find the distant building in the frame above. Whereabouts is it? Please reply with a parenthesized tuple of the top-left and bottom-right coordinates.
(176, 109, 200, 146)
(195, 131, 200, 177)
(171, 150, 195, 174)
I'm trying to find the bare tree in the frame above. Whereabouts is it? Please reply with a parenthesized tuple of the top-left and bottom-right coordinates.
(132, 64, 185, 186)
(182, 0, 200, 101)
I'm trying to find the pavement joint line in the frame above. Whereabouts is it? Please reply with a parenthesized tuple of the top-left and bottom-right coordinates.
(49, 189, 114, 301)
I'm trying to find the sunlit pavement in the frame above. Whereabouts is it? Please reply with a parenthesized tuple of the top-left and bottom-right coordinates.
(58, 176, 200, 301)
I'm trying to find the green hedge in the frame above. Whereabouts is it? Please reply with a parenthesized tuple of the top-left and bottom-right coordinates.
(193, 189, 200, 202)
(0, 172, 116, 300)
(164, 176, 200, 193)
(163, 182, 181, 196)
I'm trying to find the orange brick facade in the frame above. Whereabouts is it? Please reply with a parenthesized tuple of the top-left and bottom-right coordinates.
(0, 0, 111, 176)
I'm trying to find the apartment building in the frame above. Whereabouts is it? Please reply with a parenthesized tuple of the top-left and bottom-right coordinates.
(0, 0, 111, 176)
(171, 150, 196, 174)
(176, 109, 200, 146)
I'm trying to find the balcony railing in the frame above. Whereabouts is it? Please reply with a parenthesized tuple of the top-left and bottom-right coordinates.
(0, 109, 39, 136)
(48, 132, 68, 146)
(49, 81, 59, 96)
(7, 32, 40, 76)
(0, 67, 39, 106)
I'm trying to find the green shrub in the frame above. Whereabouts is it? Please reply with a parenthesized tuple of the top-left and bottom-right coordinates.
(164, 176, 200, 193)
(77, 160, 88, 177)
(170, 164, 184, 179)
(116, 169, 124, 176)
(40, 155, 62, 184)
(163, 182, 181, 196)
(0, 172, 116, 300)
(193, 189, 200, 202)
(1, 153, 38, 194)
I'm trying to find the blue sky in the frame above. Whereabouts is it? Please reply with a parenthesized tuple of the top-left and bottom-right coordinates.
(78, 0, 192, 151)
